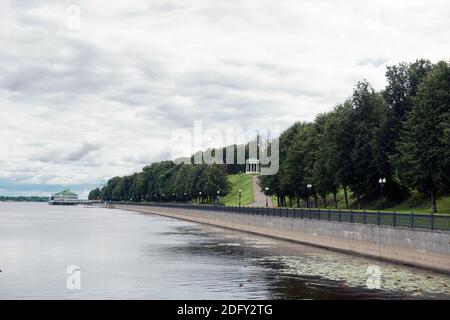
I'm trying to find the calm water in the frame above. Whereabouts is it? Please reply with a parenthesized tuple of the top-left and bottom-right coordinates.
(1, 202, 449, 299)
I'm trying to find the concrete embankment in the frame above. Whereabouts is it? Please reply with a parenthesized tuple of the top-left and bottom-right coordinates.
(113, 204, 450, 274)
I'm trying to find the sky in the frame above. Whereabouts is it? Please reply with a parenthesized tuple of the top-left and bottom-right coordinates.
(0, 0, 449, 198)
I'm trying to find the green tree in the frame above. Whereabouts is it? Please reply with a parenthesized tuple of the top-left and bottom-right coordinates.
(311, 113, 339, 207)
(384, 59, 433, 145)
(88, 188, 101, 200)
(283, 123, 315, 207)
(259, 122, 304, 206)
(348, 81, 388, 208)
(396, 61, 450, 213)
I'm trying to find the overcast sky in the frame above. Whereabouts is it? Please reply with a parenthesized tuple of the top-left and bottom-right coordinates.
(0, 0, 449, 197)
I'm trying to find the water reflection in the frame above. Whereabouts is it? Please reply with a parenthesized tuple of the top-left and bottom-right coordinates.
(162, 223, 450, 299)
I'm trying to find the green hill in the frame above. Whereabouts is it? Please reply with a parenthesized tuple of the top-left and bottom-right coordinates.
(220, 173, 255, 206)
(220, 174, 450, 214)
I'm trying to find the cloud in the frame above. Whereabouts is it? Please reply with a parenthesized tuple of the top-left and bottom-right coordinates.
(66, 143, 98, 161)
(0, 0, 449, 195)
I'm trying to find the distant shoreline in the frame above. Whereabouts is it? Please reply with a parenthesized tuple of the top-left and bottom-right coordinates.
(0, 197, 49, 202)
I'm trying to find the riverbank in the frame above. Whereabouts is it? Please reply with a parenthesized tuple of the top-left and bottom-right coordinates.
(113, 204, 450, 274)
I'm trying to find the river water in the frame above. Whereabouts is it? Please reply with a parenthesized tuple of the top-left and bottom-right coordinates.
(0, 202, 449, 299)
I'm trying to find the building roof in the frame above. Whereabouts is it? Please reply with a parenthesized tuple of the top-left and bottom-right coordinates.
(54, 189, 78, 196)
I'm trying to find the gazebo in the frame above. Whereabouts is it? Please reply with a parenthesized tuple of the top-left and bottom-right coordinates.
(245, 157, 260, 174)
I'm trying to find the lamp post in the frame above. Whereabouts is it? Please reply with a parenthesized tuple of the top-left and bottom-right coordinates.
(378, 178, 386, 210)
(307, 184, 312, 208)
(238, 189, 242, 207)
(216, 190, 220, 205)
(265, 187, 269, 207)
(184, 192, 187, 203)
(198, 191, 202, 204)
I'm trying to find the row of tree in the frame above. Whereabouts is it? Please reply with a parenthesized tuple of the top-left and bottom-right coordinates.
(89, 162, 230, 204)
(259, 59, 450, 212)
(90, 59, 449, 212)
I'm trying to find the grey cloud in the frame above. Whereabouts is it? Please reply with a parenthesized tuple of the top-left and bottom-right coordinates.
(66, 143, 98, 161)
(31, 143, 99, 163)
(0, 0, 449, 194)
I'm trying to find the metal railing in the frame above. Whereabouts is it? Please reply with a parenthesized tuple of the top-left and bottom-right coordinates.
(114, 202, 450, 232)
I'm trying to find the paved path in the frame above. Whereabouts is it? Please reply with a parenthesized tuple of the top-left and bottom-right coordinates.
(250, 175, 272, 207)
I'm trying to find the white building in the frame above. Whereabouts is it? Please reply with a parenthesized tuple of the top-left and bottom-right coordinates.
(49, 189, 78, 205)
(245, 157, 260, 174)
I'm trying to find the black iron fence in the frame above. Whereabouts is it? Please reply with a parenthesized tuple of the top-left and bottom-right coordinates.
(114, 202, 450, 232)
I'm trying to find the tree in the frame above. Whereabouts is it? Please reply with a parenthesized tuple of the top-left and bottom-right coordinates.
(347, 81, 388, 208)
(283, 123, 316, 207)
(325, 101, 354, 208)
(382, 60, 433, 200)
(384, 59, 433, 146)
(259, 122, 304, 206)
(311, 113, 340, 207)
(395, 61, 450, 213)
(88, 188, 101, 200)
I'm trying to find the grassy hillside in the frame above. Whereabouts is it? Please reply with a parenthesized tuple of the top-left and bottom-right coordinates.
(270, 188, 450, 214)
(220, 173, 255, 206)
(220, 174, 450, 214)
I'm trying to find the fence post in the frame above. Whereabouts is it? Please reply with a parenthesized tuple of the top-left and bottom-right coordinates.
(393, 211, 397, 227)
(338, 209, 342, 222)
(430, 214, 435, 230)
(377, 211, 380, 226)
(363, 210, 366, 224)
(318, 208, 321, 220)
(328, 209, 331, 221)
(410, 212, 414, 229)
(350, 209, 353, 223)
(309, 207, 312, 220)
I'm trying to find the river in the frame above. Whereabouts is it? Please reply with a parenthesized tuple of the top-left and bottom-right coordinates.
(0, 202, 449, 299)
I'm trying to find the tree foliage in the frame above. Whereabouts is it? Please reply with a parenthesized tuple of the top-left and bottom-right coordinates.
(395, 61, 450, 212)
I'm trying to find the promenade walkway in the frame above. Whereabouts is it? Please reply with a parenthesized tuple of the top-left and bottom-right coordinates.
(250, 175, 272, 207)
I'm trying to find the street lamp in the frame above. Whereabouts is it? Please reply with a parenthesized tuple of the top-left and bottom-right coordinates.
(307, 184, 312, 208)
(217, 190, 220, 205)
(198, 191, 202, 204)
(265, 187, 269, 207)
(238, 189, 242, 207)
(378, 178, 386, 209)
